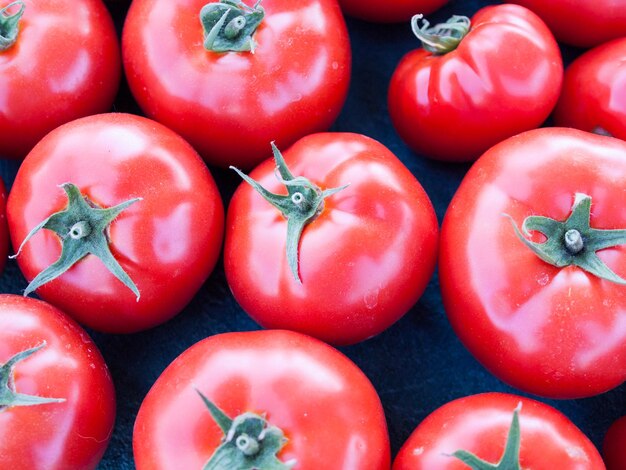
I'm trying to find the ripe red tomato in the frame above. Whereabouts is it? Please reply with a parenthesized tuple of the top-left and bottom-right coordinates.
(122, 0, 351, 169)
(553, 38, 626, 141)
(338, 0, 449, 23)
(0, 0, 120, 159)
(133, 330, 391, 469)
(393, 393, 604, 469)
(603, 415, 626, 470)
(440, 127, 626, 398)
(511, 0, 626, 49)
(0, 294, 116, 470)
(7, 113, 224, 333)
(388, 4, 562, 162)
(224, 132, 438, 345)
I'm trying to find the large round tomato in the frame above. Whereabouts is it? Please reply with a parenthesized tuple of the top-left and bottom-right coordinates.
(0, 0, 120, 159)
(7, 113, 224, 333)
(511, 0, 626, 48)
(388, 4, 562, 162)
(439, 127, 626, 398)
(133, 330, 390, 469)
(338, 0, 449, 23)
(0, 294, 116, 470)
(603, 415, 626, 470)
(122, 0, 351, 169)
(393, 393, 604, 469)
(224, 132, 438, 345)
(553, 38, 626, 141)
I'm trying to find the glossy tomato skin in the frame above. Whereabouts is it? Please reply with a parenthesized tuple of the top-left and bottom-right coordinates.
(0, 0, 120, 159)
(554, 38, 626, 141)
(603, 415, 626, 470)
(511, 0, 626, 48)
(338, 0, 449, 23)
(133, 330, 391, 469)
(7, 113, 224, 333)
(122, 0, 351, 169)
(388, 4, 562, 162)
(393, 393, 604, 469)
(0, 295, 116, 470)
(440, 127, 626, 398)
(224, 132, 439, 345)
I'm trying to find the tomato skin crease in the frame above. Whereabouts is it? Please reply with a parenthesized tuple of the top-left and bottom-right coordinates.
(6, 113, 225, 334)
(439, 127, 626, 398)
(133, 330, 391, 470)
(0, 295, 116, 470)
(224, 132, 439, 346)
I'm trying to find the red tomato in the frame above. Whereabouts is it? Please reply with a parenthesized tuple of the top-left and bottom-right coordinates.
(0, 294, 115, 470)
(133, 330, 391, 469)
(0, 177, 8, 274)
(388, 4, 562, 162)
(603, 415, 626, 470)
(393, 393, 604, 469)
(224, 133, 438, 345)
(122, 0, 351, 169)
(511, 0, 626, 49)
(440, 127, 626, 398)
(7, 113, 224, 333)
(0, 0, 120, 159)
(553, 38, 626, 141)
(338, 0, 449, 23)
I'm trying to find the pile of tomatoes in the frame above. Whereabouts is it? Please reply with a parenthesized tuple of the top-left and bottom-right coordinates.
(1, 0, 625, 468)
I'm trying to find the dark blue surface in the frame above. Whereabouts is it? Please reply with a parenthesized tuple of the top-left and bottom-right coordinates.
(1, 1, 624, 468)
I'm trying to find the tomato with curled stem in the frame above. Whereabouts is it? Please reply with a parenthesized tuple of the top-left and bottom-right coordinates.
(122, 0, 351, 169)
(224, 132, 438, 345)
(554, 38, 626, 141)
(0, 294, 116, 470)
(7, 113, 224, 333)
(393, 393, 604, 469)
(337, 0, 449, 23)
(440, 127, 626, 398)
(133, 330, 391, 469)
(388, 4, 562, 162)
(0, 0, 120, 159)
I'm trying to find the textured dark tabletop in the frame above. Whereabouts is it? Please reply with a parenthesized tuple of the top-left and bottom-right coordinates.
(0, 0, 624, 468)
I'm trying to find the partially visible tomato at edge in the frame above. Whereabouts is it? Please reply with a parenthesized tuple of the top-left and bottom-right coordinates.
(338, 0, 449, 23)
(603, 415, 626, 470)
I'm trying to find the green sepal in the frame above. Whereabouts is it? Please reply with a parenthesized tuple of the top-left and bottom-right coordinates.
(0, 342, 65, 410)
(411, 13, 471, 55)
(230, 142, 348, 283)
(11, 183, 142, 299)
(200, 0, 264, 53)
(506, 193, 626, 285)
(0, 1, 25, 51)
(450, 403, 522, 470)
(196, 389, 296, 470)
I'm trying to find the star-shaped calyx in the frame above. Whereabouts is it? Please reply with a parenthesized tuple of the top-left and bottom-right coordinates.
(0, 342, 65, 411)
(450, 404, 523, 469)
(200, 0, 264, 53)
(12, 183, 141, 299)
(0, 1, 25, 51)
(230, 142, 348, 283)
(196, 389, 296, 470)
(506, 193, 626, 284)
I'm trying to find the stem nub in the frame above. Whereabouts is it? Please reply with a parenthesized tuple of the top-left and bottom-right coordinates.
(564, 229, 584, 254)
(411, 13, 471, 55)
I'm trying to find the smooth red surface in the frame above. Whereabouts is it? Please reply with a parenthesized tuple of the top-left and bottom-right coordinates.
(122, 0, 351, 169)
(133, 330, 391, 470)
(393, 393, 604, 469)
(224, 133, 439, 345)
(0, 295, 116, 470)
(388, 4, 562, 162)
(0, 0, 120, 159)
(554, 38, 626, 141)
(511, 0, 626, 48)
(7, 113, 224, 333)
(338, 0, 449, 23)
(440, 127, 626, 398)
(603, 415, 626, 470)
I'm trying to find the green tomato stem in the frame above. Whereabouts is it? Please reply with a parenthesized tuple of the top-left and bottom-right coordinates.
(0, 1, 25, 51)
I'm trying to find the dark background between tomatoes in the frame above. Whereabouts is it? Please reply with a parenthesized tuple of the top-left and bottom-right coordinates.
(1, 0, 624, 468)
